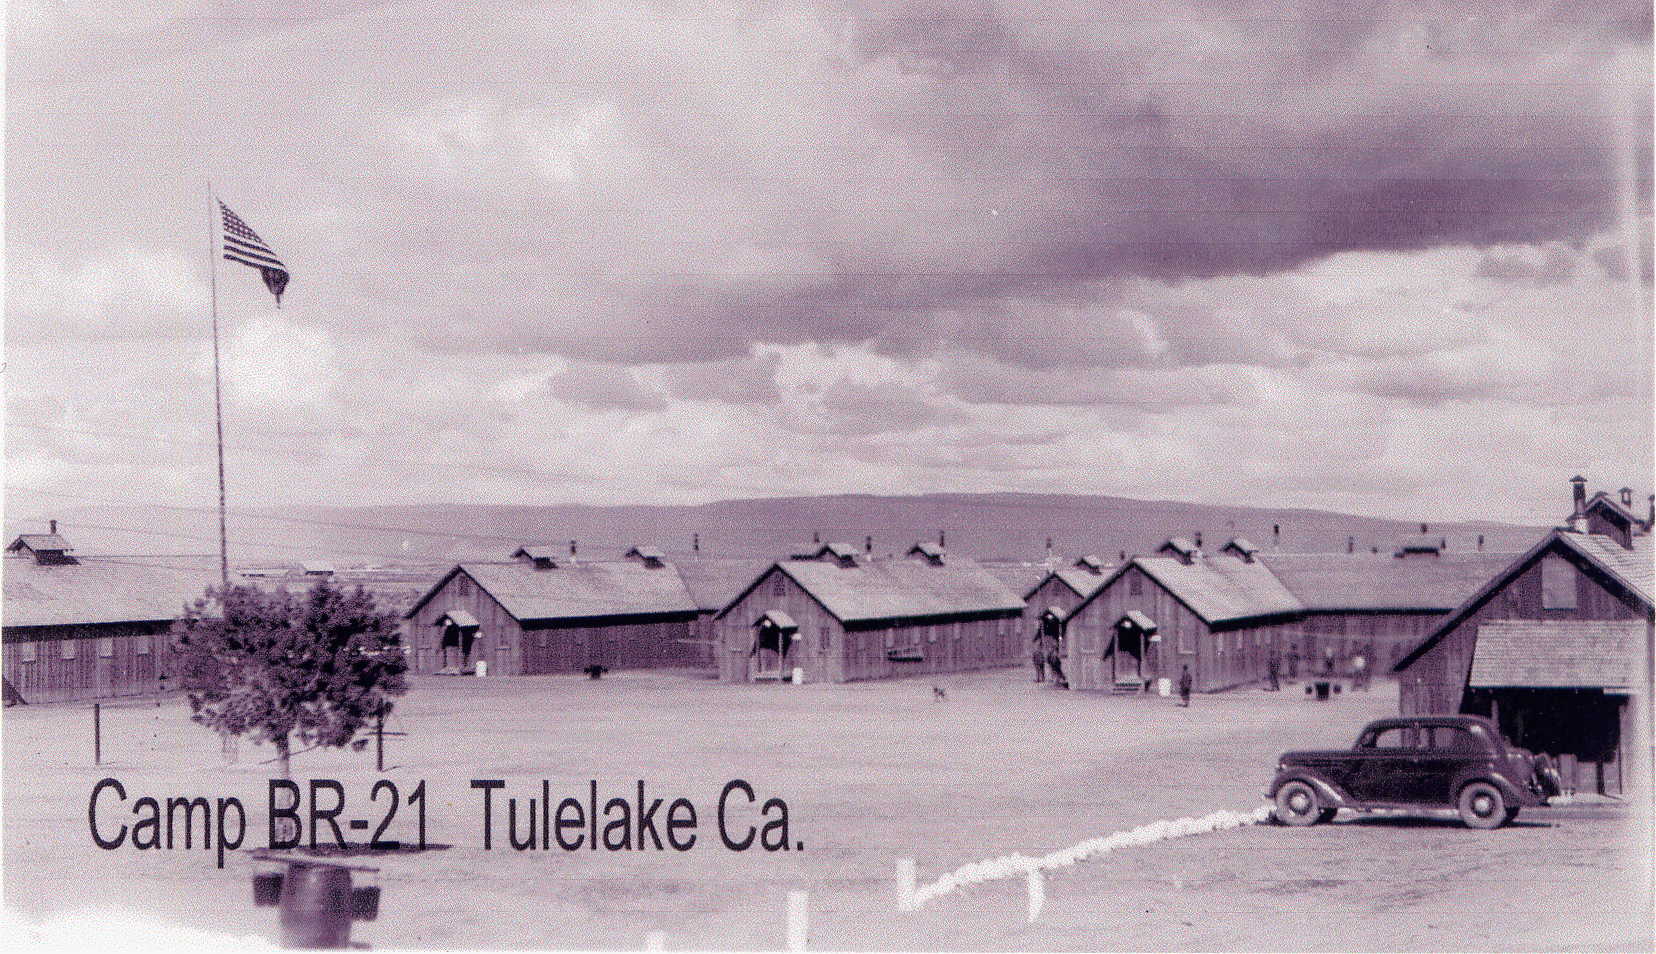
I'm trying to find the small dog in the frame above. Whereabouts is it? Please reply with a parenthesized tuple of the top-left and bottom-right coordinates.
(931, 685, 947, 701)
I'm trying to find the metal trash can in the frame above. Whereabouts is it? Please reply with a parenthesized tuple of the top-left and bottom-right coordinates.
(250, 850, 380, 949)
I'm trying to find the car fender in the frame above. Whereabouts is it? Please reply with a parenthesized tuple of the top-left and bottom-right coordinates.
(1450, 769, 1531, 807)
(1268, 770, 1352, 809)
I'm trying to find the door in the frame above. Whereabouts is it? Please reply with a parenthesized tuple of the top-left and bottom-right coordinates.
(1111, 626, 1143, 684)
(1347, 724, 1426, 803)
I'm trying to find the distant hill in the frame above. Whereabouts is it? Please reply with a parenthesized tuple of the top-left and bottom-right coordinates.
(20, 492, 1551, 568)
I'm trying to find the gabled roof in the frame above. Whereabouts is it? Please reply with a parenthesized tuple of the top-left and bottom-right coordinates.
(407, 560, 698, 623)
(1468, 619, 1643, 690)
(754, 609, 798, 631)
(1584, 491, 1650, 530)
(1158, 538, 1199, 560)
(3, 557, 217, 628)
(812, 542, 862, 563)
(1394, 530, 1653, 672)
(1220, 538, 1259, 559)
(6, 533, 73, 553)
(1073, 554, 1108, 573)
(1070, 553, 1301, 627)
(625, 545, 666, 562)
(722, 555, 1024, 626)
(673, 558, 773, 612)
(980, 562, 1057, 598)
(1119, 609, 1159, 634)
(436, 608, 480, 628)
(908, 542, 946, 563)
(1043, 568, 1110, 601)
(1260, 552, 1517, 612)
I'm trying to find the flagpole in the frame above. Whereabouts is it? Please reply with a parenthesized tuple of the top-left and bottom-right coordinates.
(208, 181, 230, 588)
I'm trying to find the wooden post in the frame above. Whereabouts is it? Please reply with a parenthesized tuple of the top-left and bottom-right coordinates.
(93, 703, 102, 766)
(785, 890, 807, 952)
(375, 711, 385, 773)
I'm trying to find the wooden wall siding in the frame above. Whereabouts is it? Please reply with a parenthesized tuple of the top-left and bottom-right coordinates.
(1065, 566, 1316, 693)
(715, 566, 1024, 683)
(1299, 611, 1443, 671)
(407, 569, 705, 676)
(3, 621, 176, 704)
(1399, 542, 1650, 716)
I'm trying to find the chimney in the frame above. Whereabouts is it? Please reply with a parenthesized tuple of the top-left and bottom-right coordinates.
(1477, 534, 1485, 552)
(1272, 524, 1280, 549)
(1570, 475, 1587, 515)
(1045, 536, 1054, 559)
(1439, 536, 1447, 551)
(1119, 550, 1126, 562)
(49, 519, 57, 535)
(1370, 546, 1379, 554)
(1620, 487, 1633, 507)
(1419, 522, 1429, 535)
(1346, 535, 1354, 554)
(938, 529, 946, 549)
(569, 539, 578, 557)
(692, 532, 701, 554)
(1648, 494, 1654, 529)
(812, 530, 820, 545)
(865, 535, 873, 555)
(1193, 531, 1203, 550)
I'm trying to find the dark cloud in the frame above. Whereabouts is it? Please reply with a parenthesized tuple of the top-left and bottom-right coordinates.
(1473, 244, 1580, 287)
(659, 352, 784, 405)
(541, 362, 668, 412)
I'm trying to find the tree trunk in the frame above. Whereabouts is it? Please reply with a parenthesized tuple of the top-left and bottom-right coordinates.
(273, 734, 299, 846)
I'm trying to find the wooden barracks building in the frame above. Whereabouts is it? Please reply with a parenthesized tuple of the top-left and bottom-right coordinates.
(404, 544, 707, 675)
(1395, 479, 1653, 795)
(3, 528, 215, 704)
(1056, 534, 1516, 693)
(713, 542, 1026, 683)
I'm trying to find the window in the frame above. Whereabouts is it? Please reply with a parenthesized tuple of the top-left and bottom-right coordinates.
(98, 637, 114, 658)
(61, 640, 77, 660)
(1129, 574, 1143, 596)
(135, 635, 152, 655)
(457, 576, 472, 597)
(1178, 621, 1193, 654)
(819, 626, 831, 653)
(1429, 726, 1479, 751)
(771, 574, 787, 597)
(884, 630, 895, 648)
(926, 626, 937, 643)
(1540, 555, 1577, 610)
(537, 631, 548, 648)
(19, 642, 37, 663)
(1366, 726, 1415, 749)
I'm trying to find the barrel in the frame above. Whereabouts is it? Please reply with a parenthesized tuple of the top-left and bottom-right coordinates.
(278, 863, 355, 948)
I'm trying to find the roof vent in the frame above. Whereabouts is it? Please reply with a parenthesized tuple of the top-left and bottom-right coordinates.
(1220, 539, 1259, 563)
(512, 545, 561, 569)
(908, 542, 945, 566)
(1157, 538, 1200, 565)
(625, 545, 666, 569)
(1074, 554, 1106, 574)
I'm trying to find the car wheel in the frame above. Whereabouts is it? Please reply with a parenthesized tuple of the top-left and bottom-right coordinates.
(1504, 807, 1520, 824)
(1275, 780, 1322, 827)
(1457, 781, 1507, 829)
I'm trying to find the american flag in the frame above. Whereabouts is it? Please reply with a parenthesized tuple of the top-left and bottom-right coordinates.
(219, 201, 290, 306)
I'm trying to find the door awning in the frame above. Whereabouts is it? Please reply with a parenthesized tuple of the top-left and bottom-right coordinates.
(436, 608, 481, 629)
(1468, 619, 1641, 690)
(752, 609, 799, 632)
(1116, 610, 1159, 635)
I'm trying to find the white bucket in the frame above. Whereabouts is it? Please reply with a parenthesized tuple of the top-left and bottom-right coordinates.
(1156, 677, 1171, 696)
(476, 661, 488, 678)
(792, 667, 805, 685)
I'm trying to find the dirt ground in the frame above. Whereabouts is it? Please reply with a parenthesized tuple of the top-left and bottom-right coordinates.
(4, 667, 1651, 951)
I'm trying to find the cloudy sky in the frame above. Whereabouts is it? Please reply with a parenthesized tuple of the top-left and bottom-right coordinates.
(5, 0, 1652, 529)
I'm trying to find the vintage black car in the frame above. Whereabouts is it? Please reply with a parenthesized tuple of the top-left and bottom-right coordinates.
(1267, 715, 1562, 829)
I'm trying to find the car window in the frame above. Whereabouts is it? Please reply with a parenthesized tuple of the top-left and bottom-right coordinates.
(1429, 726, 1481, 751)
(1365, 726, 1414, 749)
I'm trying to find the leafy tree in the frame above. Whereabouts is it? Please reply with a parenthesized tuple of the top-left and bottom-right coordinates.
(172, 580, 409, 777)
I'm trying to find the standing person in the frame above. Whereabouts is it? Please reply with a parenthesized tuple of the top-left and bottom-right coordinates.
(1047, 647, 1068, 689)
(1178, 664, 1193, 707)
(1031, 640, 1047, 683)
(1266, 645, 1282, 691)
(1322, 646, 1337, 677)
(1352, 645, 1369, 690)
(1286, 644, 1300, 681)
